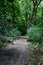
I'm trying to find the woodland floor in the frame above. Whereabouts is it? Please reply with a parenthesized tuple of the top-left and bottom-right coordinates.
(0, 38, 30, 65)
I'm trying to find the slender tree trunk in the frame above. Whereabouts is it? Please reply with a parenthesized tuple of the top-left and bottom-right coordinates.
(30, 0, 42, 27)
(25, 11, 28, 26)
(31, 5, 37, 25)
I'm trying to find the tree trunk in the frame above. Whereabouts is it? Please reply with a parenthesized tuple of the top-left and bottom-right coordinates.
(31, 5, 37, 25)
(30, 0, 42, 27)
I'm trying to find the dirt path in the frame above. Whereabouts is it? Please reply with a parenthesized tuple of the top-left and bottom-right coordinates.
(0, 39, 29, 65)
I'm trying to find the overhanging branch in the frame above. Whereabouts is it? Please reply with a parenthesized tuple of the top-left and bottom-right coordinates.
(36, 0, 42, 7)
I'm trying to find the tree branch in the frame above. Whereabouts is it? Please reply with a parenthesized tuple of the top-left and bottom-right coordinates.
(32, 0, 34, 4)
(37, 0, 42, 7)
(32, 0, 35, 8)
(32, 0, 42, 7)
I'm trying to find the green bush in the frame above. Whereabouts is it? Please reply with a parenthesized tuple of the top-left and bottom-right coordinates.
(0, 28, 21, 48)
(26, 26, 43, 42)
(28, 43, 43, 65)
(0, 35, 13, 48)
(6, 28, 21, 37)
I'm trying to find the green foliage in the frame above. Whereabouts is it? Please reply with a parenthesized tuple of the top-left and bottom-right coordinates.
(0, 16, 8, 35)
(0, 0, 21, 48)
(26, 26, 43, 42)
(0, 0, 43, 48)
(36, 4, 43, 27)
(0, 0, 43, 65)
(0, 35, 12, 48)
(28, 43, 43, 65)
(6, 28, 21, 36)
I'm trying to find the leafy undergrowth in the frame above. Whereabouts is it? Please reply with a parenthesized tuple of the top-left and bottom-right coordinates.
(0, 29, 21, 48)
(26, 26, 43, 42)
(0, 35, 13, 48)
(6, 28, 21, 37)
(28, 43, 43, 65)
